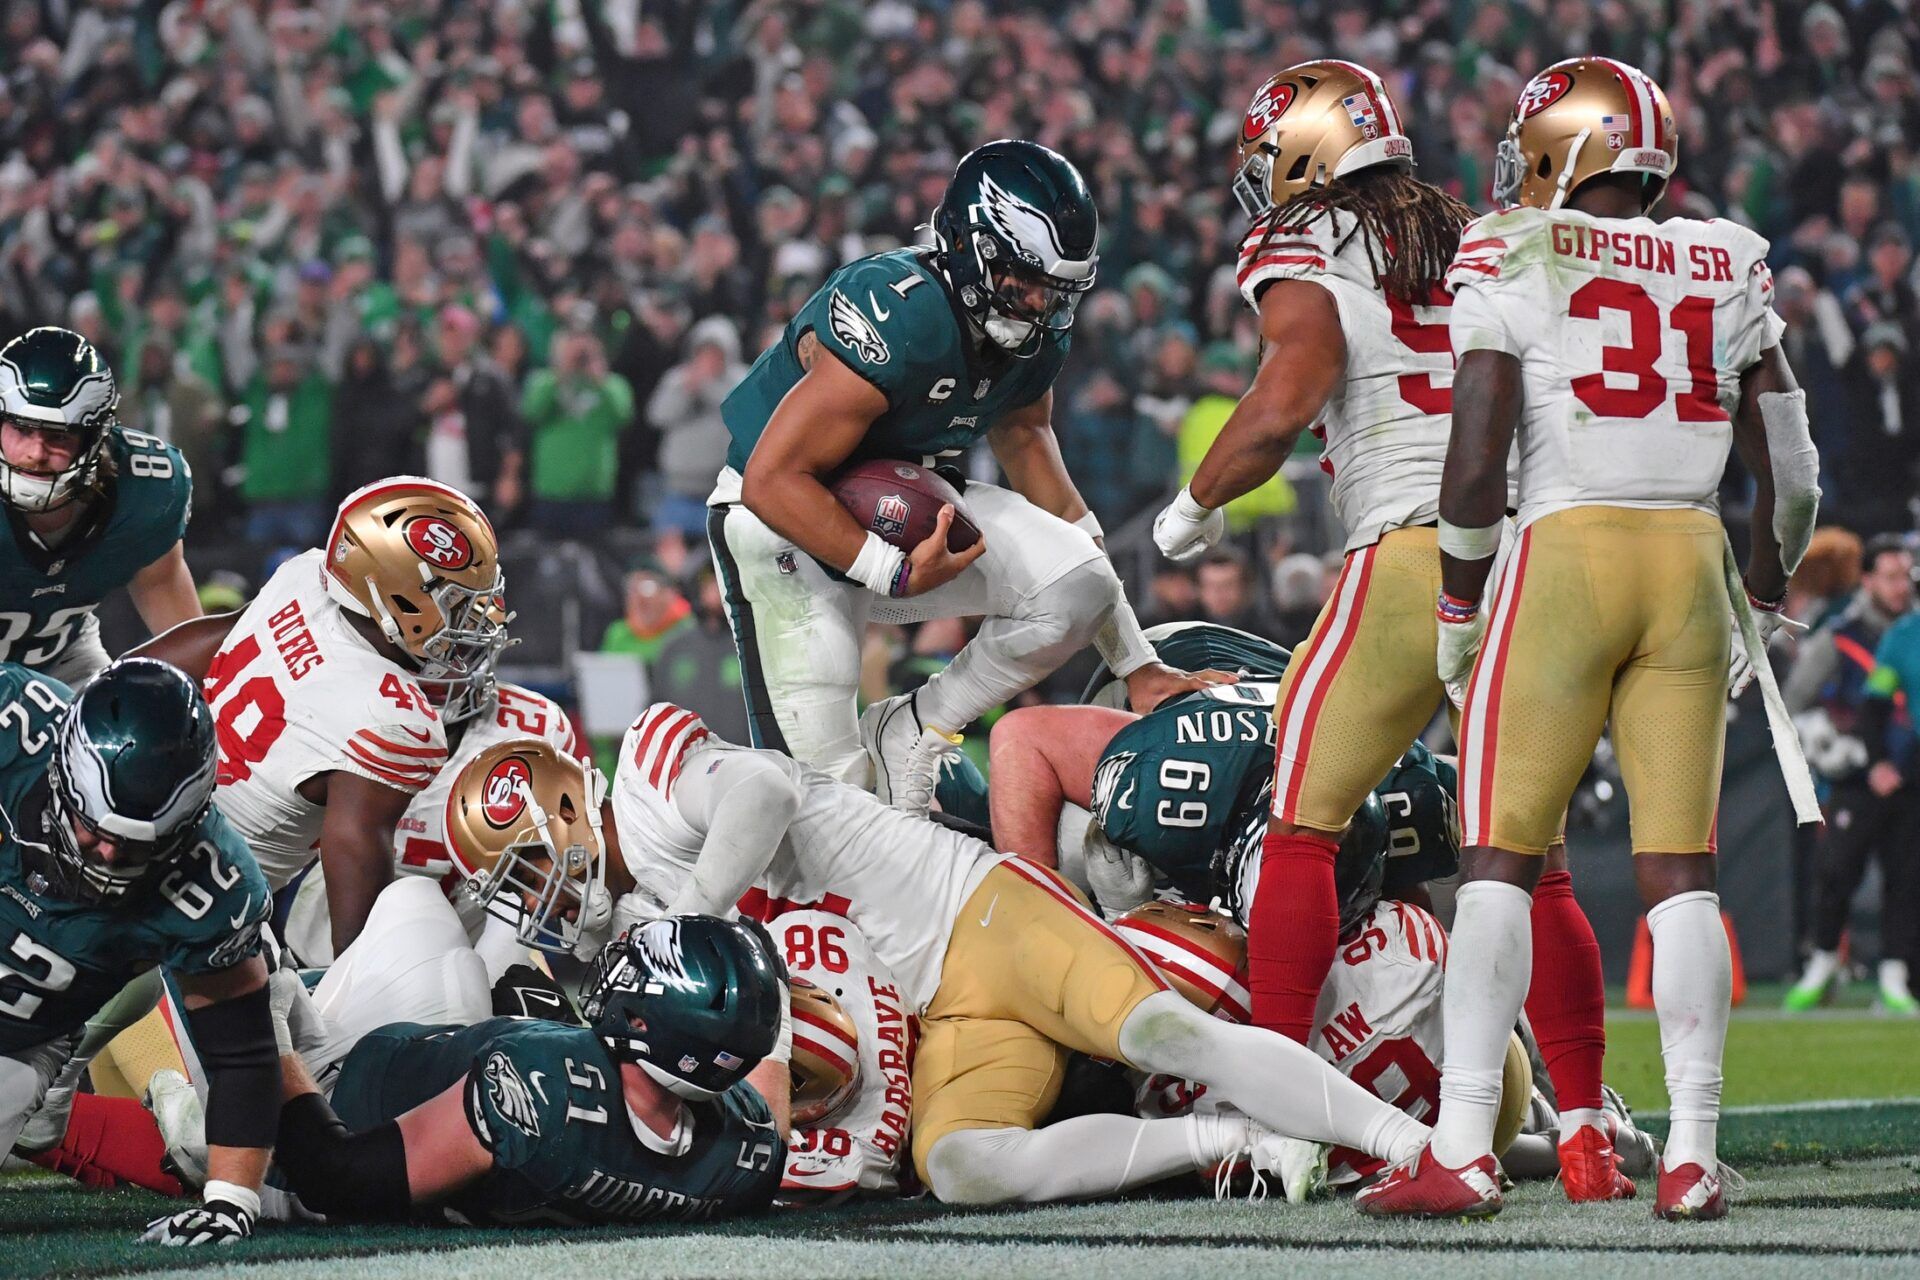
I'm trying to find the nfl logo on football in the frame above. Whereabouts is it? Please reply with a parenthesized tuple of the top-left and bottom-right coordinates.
(873, 494, 910, 540)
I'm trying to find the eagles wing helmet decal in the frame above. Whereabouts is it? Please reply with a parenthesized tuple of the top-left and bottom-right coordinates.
(635, 918, 702, 994)
(483, 1051, 542, 1137)
(827, 290, 890, 366)
(975, 172, 1082, 278)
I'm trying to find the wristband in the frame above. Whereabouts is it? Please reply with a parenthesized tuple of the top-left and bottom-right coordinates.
(204, 1180, 262, 1219)
(888, 559, 912, 598)
(1435, 590, 1481, 624)
(1170, 486, 1213, 523)
(1745, 585, 1786, 613)
(1437, 518, 1502, 562)
(1073, 510, 1104, 540)
(847, 531, 907, 596)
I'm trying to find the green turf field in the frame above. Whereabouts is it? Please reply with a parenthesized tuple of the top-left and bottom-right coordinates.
(7, 1011, 1915, 1280)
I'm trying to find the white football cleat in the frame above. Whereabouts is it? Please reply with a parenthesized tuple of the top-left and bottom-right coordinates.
(860, 693, 960, 817)
(144, 1069, 209, 1191)
(1251, 1134, 1330, 1204)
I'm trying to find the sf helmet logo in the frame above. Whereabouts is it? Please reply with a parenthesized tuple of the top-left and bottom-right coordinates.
(404, 515, 474, 570)
(1242, 80, 1296, 142)
(481, 756, 532, 828)
(1516, 71, 1573, 119)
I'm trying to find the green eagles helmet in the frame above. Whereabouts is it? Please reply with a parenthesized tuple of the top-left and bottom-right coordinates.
(38, 658, 218, 902)
(578, 915, 784, 1100)
(0, 327, 119, 512)
(1336, 792, 1390, 933)
(932, 139, 1098, 354)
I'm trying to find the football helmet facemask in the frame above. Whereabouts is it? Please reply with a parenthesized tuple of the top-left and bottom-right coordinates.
(444, 739, 607, 955)
(324, 476, 509, 724)
(932, 140, 1098, 354)
(1232, 60, 1414, 221)
(0, 327, 119, 513)
(1493, 57, 1677, 211)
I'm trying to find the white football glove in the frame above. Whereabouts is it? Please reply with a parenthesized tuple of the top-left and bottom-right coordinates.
(1727, 605, 1804, 698)
(1083, 825, 1154, 919)
(1436, 610, 1489, 711)
(1152, 487, 1227, 565)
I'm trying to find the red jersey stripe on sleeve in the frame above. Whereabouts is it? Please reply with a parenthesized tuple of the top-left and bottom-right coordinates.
(352, 729, 446, 761)
(344, 742, 436, 790)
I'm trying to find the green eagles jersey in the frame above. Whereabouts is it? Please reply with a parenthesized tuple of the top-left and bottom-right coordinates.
(722, 249, 1068, 473)
(1374, 740, 1461, 894)
(1080, 621, 1291, 706)
(0, 665, 267, 1053)
(0, 428, 191, 670)
(1089, 676, 1459, 905)
(1091, 681, 1282, 904)
(332, 1018, 784, 1227)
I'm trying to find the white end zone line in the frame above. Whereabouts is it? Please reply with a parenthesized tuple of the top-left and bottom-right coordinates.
(1636, 1095, 1920, 1121)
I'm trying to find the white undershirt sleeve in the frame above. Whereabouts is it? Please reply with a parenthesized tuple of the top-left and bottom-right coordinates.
(667, 750, 804, 917)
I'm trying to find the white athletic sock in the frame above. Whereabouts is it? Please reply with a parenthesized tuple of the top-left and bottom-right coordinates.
(924, 1113, 1247, 1204)
(1878, 959, 1911, 999)
(1116, 990, 1428, 1166)
(1430, 880, 1535, 1167)
(1648, 890, 1730, 1171)
(1796, 948, 1841, 990)
(1558, 1107, 1607, 1140)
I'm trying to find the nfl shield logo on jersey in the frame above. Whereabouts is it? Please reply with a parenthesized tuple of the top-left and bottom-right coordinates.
(873, 494, 910, 540)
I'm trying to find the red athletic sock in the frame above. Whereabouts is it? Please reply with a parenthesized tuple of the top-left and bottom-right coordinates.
(1246, 828, 1341, 1044)
(1524, 869, 1606, 1115)
(28, 1094, 184, 1196)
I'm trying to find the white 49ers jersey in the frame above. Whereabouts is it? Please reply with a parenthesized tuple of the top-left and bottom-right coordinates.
(1314, 899, 1446, 1185)
(394, 683, 581, 884)
(1236, 210, 1457, 551)
(205, 550, 448, 888)
(611, 703, 1001, 1012)
(1448, 207, 1785, 526)
(773, 910, 913, 1199)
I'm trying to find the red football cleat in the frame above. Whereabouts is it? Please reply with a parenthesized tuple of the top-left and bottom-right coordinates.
(1559, 1125, 1636, 1202)
(1654, 1162, 1728, 1221)
(1355, 1144, 1504, 1219)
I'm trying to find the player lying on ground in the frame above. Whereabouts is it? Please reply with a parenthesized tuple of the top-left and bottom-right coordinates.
(103, 742, 628, 1205)
(265, 915, 792, 1226)
(1069, 620, 1626, 1201)
(709, 138, 1223, 812)
(593, 702, 1428, 1205)
(0, 659, 278, 1246)
(1359, 56, 1815, 1223)
(1107, 899, 1657, 1194)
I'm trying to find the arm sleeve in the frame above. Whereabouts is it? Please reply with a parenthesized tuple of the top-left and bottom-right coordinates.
(668, 751, 803, 917)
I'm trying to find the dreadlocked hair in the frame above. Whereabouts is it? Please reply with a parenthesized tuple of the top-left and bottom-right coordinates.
(1251, 166, 1474, 303)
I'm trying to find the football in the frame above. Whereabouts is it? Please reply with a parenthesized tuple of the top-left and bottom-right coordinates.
(829, 459, 983, 554)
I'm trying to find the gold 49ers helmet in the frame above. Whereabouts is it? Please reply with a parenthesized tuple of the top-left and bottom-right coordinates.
(1114, 901, 1251, 1023)
(1232, 60, 1414, 220)
(1494, 57, 1677, 211)
(788, 977, 862, 1126)
(445, 738, 608, 954)
(325, 476, 509, 723)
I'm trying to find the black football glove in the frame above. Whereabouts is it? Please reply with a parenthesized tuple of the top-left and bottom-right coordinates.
(140, 1196, 255, 1246)
(491, 963, 578, 1023)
